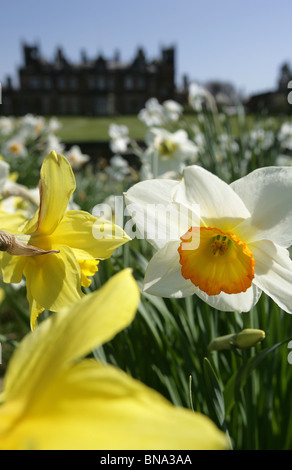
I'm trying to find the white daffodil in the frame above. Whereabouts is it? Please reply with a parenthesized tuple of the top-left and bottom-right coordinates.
(275, 154, 292, 166)
(4, 136, 27, 158)
(0, 161, 10, 194)
(45, 134, 65, 155)
(188, 83, 217, 112)
(19, 114, 45, 136)
(249, 129, 274, 154)
(144, 128, 199, 176)
(65, 145, 90, 169)
(109, 155, 131, 181)
(125, 165, 292, 313)
(162, 100, 183, 122)
(278, 122, 292, 150)
(138, 98, 166, 127)
(47, 117, 62, 134)
(0, 117, 14, 135)
(108, 124, 130, 154)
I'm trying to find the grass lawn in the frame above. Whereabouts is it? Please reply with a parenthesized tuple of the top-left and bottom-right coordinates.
(56, 115, 148, 142)
(55, 113, 284, 143)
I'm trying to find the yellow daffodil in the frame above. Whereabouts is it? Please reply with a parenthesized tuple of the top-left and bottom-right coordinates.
(0, 269, 227, 450)
(0, 151, 129, 327)
(125, 165, 292, 313)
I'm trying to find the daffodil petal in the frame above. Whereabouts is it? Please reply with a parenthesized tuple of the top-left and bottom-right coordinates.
(52, 211, 129, 259)
(3, 269, 140, 404)
(26, 283, 45, 331)
(0, 160, 9, 193)
(34, 151, 76, 235)
(195, 284, 262, 313)
(23, 245, 83, 316)
(125, 179, 197, 249)
(0, 252, 26, 284)
(172, 165, 250, 226)
(231, 166, 292, 247)
(0, 210, 27, 233)
(0, 360, 227, 450)
(143, 240, 197, 297)
(251, 239, 292, 313)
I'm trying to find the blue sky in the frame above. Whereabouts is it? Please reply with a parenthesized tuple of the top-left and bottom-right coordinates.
(0, 0, 291, 97)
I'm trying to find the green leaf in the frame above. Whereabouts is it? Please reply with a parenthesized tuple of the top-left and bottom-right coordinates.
(235, 336, 292, 397)
(203, 357, 225, 428)
(223, 336, 292, 415)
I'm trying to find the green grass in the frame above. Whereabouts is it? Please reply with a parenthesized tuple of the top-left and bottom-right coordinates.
(56, 115, 147, 142)
(55, 113, 274, 144)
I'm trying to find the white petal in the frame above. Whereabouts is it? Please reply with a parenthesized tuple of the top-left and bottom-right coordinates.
(125, 180, 199, 249)
(0, 160, 9, 193)
(231, 166, 292, 247)
(251, 239, 292, 313)
(195, 284, 262, 313)
(173, 165, 250, 225)
(143, 240, 197, 297)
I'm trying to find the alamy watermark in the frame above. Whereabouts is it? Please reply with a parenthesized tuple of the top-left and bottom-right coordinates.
(92, 196, 201, 250)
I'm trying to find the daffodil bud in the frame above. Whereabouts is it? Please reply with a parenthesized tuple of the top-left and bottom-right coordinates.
(233, 328, 265, 349)
(0, 230, 59, 257)
(208, 328, 265, 351)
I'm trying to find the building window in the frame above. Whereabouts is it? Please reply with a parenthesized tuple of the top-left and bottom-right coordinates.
(93, 96, 107, 115)
(57, 76, 66, 90)
(29, 77, 40, 89)
(44, 77, 52, 89)
(124, 75, 133, 90)
(97, 75, 106, 90)
(108, 75, 115, 91)
(137, 75, 145, 90)
(70, 76, 78, 90)
(88, 76, 96, 90)
(42, 96, 51, 114)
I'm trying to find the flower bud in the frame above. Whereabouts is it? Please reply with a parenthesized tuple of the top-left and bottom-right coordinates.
(233, 328, 265, 349)
(208, 328, 265, 351)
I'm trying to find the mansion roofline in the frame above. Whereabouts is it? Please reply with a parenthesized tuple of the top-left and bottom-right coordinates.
(1, 43, 176, 116)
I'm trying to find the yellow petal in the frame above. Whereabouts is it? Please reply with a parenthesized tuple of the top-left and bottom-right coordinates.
(0, 360, 228, 450)
(52, 210, 130, 259)
(0, 210, 27, 233)
(78, 259, 99, 287)
(26, 281, 46, 331)
(33, 151, 76, 236)
(0, 252, 26, 284)
(23, 245, 83, 321)
(2, 269, 140, 404)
